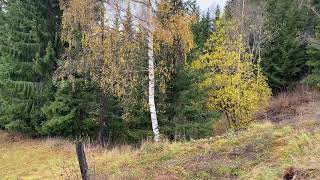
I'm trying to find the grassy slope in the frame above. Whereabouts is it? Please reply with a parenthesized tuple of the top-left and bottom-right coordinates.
(1, 120, 320, 179)
(0, 134, 77, 179)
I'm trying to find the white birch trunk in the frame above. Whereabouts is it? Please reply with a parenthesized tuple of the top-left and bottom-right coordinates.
(146, 0, 160, 142)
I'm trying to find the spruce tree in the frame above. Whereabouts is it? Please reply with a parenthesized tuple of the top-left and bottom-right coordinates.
(156, 1, 216, 139)
(0, 0, 59, 134)
(41, 80, 101, 138)
(305, 0, 320, 88)
(189, 10, 213, 60)
(262, 0, 310, 90)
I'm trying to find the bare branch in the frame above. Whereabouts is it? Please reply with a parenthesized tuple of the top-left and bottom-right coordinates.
(129, 0, 149, 7)
(300, 1, 320, 18)
(105, 0, 148, 24)
(309, 5, 320, 17)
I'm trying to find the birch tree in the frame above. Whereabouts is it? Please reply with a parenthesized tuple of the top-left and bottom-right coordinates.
(146, 0, 160, 142)
(59, 0, 194, 142)
(60, 0, 161, 142)
(106, 0, 194, 142)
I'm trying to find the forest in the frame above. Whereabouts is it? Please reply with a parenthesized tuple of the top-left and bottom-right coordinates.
(1, 0, 320, 179)
(0, 0, 318, 143)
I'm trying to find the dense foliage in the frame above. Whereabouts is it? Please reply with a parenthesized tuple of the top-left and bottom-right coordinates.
(306, 0, 320, 88)
(261, 0, 311, 90)
(192, 20, 271, 128)
(0, 0, 59, 134)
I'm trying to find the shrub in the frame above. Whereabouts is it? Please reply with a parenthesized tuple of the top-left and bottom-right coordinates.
(192, 20, 271, 129)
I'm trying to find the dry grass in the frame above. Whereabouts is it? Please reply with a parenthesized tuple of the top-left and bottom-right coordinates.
(0, 131, 77, 179)
(257, 85, 320, 123)
(2, 120, 320, 179)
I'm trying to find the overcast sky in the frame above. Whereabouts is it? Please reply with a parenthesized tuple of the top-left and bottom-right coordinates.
(198, 0, 228, 11)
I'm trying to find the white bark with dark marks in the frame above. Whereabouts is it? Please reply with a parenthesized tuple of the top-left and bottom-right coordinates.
(146, 0, 160, 142)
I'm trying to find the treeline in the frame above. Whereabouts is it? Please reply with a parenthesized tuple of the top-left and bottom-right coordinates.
(0, 0, 319, 144)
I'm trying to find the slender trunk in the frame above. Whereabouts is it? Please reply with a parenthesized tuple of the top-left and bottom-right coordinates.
(98, 91, 107, 147)
(76, 109, 90, 180)
(258, 43, 261, 78)
(98, 94, 107, 147)
(146, 0, 160, 142)
(241, 0, 245, 25)
(225, 112, 231, 129)
(98, 2, 107, 147)
(76, 141, 90, 180)
(257, 23, 262, 79)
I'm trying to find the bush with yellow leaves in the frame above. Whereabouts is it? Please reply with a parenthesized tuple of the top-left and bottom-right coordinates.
(192, 20, 271, 129)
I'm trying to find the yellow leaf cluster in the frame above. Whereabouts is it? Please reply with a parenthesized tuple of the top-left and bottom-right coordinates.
(152, 0, 195, 94)
(153, 0, 194, 54)
(192, 20, 271, 129)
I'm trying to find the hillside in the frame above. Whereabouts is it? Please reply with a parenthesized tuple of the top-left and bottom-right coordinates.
(2, 0, 320, 179)
(1, 97, 320, 179)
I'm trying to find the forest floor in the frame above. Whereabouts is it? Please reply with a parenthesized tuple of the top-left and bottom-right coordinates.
(1, 88, 320, 179)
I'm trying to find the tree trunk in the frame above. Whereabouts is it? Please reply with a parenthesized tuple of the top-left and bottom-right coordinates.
(98, 114, 106, 147)
(98, 3, 107, 147)
(75, 141, 90, 180)
(146, 0, 160, 142)
(98, 92, 107, 147)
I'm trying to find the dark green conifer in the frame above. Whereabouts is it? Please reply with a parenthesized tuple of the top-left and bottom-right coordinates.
(0, 0, 59, 134)
(262, 0, 311, 90)
(305, 0, 320, 87)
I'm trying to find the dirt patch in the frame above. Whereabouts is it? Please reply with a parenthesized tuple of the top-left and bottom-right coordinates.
(227, 144, 260, 161)
(283, 166, 319, 180)
(183, 154, 213, 172)
(257, 86, 320, 124)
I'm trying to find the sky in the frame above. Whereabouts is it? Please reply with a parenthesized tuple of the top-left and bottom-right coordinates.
(198, 0, 228, 11)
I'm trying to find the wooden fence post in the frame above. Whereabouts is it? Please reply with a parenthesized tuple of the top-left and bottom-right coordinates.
(75, 140, 90, 180)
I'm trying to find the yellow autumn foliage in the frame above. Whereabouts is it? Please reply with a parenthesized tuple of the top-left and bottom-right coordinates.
(58, 0, 195, 120)
(153, 0, 194, 54)
(58, 0, 105, 82)
(192, 20, 271, 129)
(153, 0, 195, 95)
(59, 0, 194, 98)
